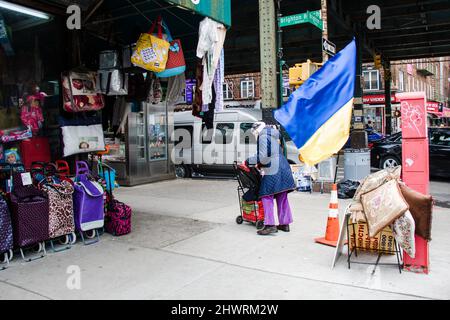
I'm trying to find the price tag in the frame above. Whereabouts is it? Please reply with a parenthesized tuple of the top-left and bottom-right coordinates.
(21, 172, 33, 186)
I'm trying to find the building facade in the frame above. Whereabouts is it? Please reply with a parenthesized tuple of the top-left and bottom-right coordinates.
(363, 57, 450, 133)
(177, 58, 450, 132)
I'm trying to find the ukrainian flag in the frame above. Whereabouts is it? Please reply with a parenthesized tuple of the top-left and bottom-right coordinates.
(274, 39, 356, 166)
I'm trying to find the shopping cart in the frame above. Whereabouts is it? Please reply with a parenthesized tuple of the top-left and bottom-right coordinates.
(233, 162, 264, 230)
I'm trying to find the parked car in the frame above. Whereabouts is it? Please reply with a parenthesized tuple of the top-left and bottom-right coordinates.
(174, 109, 301, 178)
(370, 128, 450, 178)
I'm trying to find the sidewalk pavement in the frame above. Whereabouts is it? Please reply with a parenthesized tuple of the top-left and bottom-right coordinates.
(1, 178, 449, 300)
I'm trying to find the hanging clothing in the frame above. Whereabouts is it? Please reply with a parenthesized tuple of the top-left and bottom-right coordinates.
(112, 97, 127, 128)
(202, 83, 216, 130)
(166, 73, 186, 106)
(248, 126, 296, 198)
(196, 17, 227, 106)
(213, 49, 225, 112)
(117, 103, 132, 135)
(261, 192, 293, 226)
(193, 58, 204, 118)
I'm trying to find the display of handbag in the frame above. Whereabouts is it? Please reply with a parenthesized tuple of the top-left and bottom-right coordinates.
(97, 69, 129, 96)
(99, 50, 120, 70)
(156, 19, 186, 78)
(62, 71, 105, 112)
(131, 16, 170, 73)
(122, 43, 137, 70)
(59, 116, 106, 157)
(127, 73, 152, 101)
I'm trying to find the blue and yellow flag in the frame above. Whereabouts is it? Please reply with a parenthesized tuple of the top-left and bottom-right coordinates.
(274, 39, 356, 165)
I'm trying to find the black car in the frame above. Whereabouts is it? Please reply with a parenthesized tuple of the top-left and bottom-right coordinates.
(371, 128, 450, 178)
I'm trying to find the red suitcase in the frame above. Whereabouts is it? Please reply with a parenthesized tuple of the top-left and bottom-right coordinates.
(20, 137, 51, 170)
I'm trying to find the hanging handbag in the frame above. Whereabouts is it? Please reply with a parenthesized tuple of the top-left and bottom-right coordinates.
(62, 71, 105, 112)
(99, 50, 120, 70)
(156, 20, 186, 78)
(127, 73, 152, 101)
(97, 69, 129, 96)
(131, 16, 170, 73)
(122, 43, 136, 70)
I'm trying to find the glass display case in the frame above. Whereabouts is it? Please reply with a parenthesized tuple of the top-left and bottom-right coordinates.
(105, 101, 174, 186)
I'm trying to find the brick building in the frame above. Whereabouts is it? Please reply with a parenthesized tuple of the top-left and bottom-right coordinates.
(363, 57, 450, 133)
(178, 58, 450, 131)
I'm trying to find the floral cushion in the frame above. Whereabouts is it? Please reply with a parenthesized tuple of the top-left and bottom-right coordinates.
(361, 179, 409, 237)
(392, 211, 416, 258)
(350, 166, 402, 224)
(353, 166, 402, 202)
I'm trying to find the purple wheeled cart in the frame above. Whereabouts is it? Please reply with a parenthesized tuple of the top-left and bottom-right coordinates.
(0, 195, 13, 269)
(10, 172, 49, 262)
(73, 161, 104, 245)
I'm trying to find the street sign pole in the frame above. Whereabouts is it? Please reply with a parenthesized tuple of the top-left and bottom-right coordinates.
(277, 0, 284, 109)
(321, 0, 328, 63)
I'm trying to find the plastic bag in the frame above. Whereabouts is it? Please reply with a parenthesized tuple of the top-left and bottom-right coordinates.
(337, 180, 360, 199)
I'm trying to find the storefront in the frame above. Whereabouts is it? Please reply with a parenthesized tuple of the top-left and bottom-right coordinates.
(427, 101, 449, 127)
(0, 0, 231, 186)
(363, 94, 401, 134)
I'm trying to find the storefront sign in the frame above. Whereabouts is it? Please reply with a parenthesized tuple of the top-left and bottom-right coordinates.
(166, 0, 231, 26)
(426, 101, 440, 114)
(363, 94, 398, 104)
(443, 107, 450, 118)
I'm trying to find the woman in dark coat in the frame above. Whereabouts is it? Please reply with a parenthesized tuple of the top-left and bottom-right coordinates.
(248, 123, 296, 235)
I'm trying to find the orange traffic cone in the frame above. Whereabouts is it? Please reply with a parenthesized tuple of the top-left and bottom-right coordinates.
(315, 183, 340, 247)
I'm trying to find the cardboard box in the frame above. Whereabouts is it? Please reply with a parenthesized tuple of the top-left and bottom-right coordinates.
(348, 220, 396, 254)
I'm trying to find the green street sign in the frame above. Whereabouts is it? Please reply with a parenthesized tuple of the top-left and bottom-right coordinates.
(309, 10, 321, 19)
(309, 12, 323, 30)
(279, 12, 309, 27)
(279, 10, 323, 30)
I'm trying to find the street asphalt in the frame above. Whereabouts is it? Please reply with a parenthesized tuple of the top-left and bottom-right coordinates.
(0, 178, 449, 300)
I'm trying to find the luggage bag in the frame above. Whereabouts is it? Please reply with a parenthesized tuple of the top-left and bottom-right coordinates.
(42, 180, 76, 250)
(103, 165, 131, 236)
(73, 161, 104, 245)
(10, 172, 48, 261)
(0, 195, 13, 269)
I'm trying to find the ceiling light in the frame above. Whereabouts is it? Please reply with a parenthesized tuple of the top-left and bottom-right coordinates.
(0, 1, 50, 20)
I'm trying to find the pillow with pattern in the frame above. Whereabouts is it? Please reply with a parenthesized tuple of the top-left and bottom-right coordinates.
(392, 211, 416, 258)
(361, 179, 409, 238)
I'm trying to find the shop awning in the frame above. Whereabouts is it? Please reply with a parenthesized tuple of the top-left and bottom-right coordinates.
(443, 107, 450, 118)
(165, 0, 231, 27)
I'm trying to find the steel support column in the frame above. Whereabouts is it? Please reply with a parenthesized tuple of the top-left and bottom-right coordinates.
(321, 0, 329, 63)
(350, 33, 368, 149)
(384, 62, 392, 135)
(259, 0, 279, 122)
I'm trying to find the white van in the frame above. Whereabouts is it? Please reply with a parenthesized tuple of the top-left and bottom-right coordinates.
(173, 108, 301, 178)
